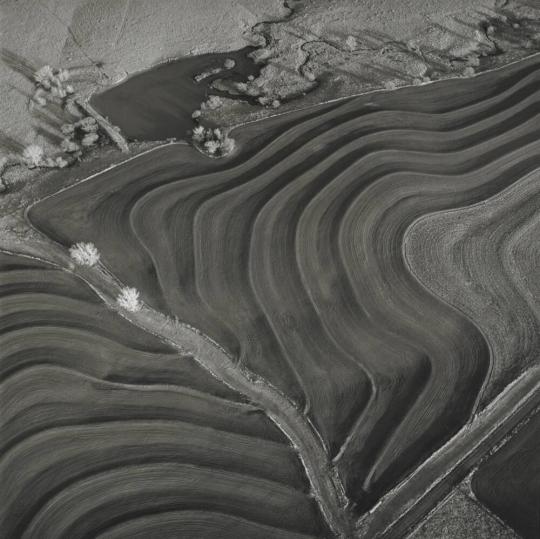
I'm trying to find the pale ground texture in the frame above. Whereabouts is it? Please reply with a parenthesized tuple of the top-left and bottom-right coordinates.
(407, 489, 519, 539)
(0, 0, 286, 153)
(203, 0, 540, 125)
(2, 0, 540, 158)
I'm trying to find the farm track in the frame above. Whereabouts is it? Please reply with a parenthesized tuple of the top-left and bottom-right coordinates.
(27, 53, 540, 525)
(0, 253, 328, 539)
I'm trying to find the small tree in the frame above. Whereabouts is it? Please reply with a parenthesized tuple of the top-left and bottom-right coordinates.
(33, 65, 55, 88)
(345, 35, 357, 51)
(69, 242, 100, 266)
(117, 287, 142, 312)
(191, 125, 235, 157)
(192, 125, 206, 142)
(22, 144, 44, 168)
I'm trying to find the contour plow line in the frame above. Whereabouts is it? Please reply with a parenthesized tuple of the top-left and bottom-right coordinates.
(0, 250, 352, 539)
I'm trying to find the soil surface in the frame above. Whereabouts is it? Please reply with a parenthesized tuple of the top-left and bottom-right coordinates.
(1, 2, 539, 538)
(28, 54, 540, 525)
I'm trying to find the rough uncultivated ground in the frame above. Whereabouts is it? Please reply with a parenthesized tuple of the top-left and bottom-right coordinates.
(0, 0, 287, 155)
(2, 0, 540, 160)
(202, 0, 540, 126)
(407, 489, 518, 538)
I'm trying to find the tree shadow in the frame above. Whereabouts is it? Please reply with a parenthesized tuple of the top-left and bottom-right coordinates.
(34, 124, 63, 146)
(0, 132, 24, 155)
(1, 48, 37, 81)
(31, 103, 78, 149)
(6, 82, 33, 102)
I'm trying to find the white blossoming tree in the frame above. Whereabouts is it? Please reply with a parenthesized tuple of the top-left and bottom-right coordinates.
(117, 287, 142, 312)
(22, 144, 44, 168)
(191, 125, 235, 157)
(69, 242, 100, 266)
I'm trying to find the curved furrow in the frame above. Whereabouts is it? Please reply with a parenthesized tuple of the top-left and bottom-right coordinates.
(24, 67, 538, 326)
(0, 284, 168, 355)
(29, 97, 353, 316)
(404, 169, 540, 404)
(0, 326, 237, 398)
(126, 104, 403, 406)
(132, 71, 540, 439)
(0, 364, 283, 456)
(0, 252, 326, 538)
(246, 111, 539, 462)
(1, 420, 305, 491)
(25, 55, 540, 519)
(130, 67, 540, 319)
(334, 135, 540, 504)
(21, 463, 324, 539)
(27, 58, 540, 316)
(96, 510, 318, 539)
(1, 420, 309, 538)
(0, 362, 257, 419)
(0, 280, 241, 400)
(0, 267, 95, 299)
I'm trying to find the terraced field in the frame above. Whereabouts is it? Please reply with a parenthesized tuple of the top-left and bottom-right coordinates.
(27, 54, 540, 519)
(0, 252, 327, 538)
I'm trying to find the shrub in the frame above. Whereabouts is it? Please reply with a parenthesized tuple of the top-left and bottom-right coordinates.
(55, 156, 68, 168)
(33, 65, 73, 95)
(191, 125, 235, 157)
(69, 242, 100, 266)
(22, 144, 44, 168)
(81, 132, 99, 147)
(61, 138, 80, 153)
(79, 117, 98, 133)
(33, 65, 54, 88)
(192, 125, 206, 142)
(32, 88, 48, 107)
(117, 287, 141, 312)
(204, 139, 221, 155)
(345, 35, 357, 51)
(61, 116, 101, 153)
(43, 156, 68, 168)
(61, 123, 76, 136)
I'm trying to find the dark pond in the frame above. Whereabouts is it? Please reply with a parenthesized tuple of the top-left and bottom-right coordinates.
(91, 47, 260, 141)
